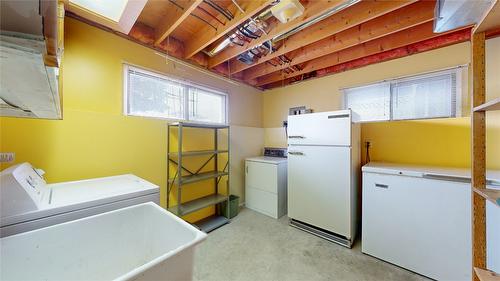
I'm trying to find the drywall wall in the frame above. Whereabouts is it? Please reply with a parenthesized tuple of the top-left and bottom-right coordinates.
(0, 17, 263, 222)
(263, 38, 500, 169)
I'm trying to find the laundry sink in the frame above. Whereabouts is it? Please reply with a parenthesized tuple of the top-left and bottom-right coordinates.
(0, 202, 206, 281)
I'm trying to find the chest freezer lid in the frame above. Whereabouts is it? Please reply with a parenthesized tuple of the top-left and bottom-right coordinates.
(362, 162, 500, 185)
(1, 174, 159, 228)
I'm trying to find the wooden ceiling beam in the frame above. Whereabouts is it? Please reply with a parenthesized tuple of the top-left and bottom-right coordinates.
(183, 0, 274, 59)
(209, 0, 355, 68)
(220, 0, 417, 72)
(255, 21, 464, 87)
(154, 0, 203, 46)
(263, 27, 471, 89)
(243, 0, 435, 80)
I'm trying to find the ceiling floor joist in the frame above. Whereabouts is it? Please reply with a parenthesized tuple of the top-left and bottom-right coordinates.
(231, 0, 418, 75)
(208, 0, 358, 68)
(184, 0, 274, 59)
(255, 21, 467, 87)
(262, 27, 471, 89)
(243, 0, 435, 81)
(154, 0, 203, 46)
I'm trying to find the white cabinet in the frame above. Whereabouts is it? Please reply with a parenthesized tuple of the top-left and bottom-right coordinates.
(245, 157, 287, 219)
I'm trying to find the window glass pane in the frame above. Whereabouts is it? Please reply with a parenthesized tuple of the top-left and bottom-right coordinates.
(392, 73, 454, 120)
(344, 82, 390, 122)
(188, 87, 226, 123)
(128, 70, 184, 119)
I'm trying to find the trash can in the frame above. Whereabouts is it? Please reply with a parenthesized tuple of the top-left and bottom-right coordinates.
(218, 195, 239, 219)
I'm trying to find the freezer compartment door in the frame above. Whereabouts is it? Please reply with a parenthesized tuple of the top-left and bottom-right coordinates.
(287, 110, 351, 146)
(288, 146, 351, 238)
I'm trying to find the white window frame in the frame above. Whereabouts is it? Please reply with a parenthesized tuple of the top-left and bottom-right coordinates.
(342, 65, 467, 123)
(123, 64, 229, 125)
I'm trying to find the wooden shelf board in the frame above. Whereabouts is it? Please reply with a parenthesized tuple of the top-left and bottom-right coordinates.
(474, 97, 500, 112)
(473, 187, 500, 207)
(474, 268, 500, 281)
(168, 194, 228, 216)
(474, 0, 500, 33)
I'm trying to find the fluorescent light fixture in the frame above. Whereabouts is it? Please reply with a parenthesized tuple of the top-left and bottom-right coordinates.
(67, 0, 147, 33)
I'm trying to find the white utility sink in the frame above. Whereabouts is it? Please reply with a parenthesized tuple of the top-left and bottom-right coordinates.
(1, 202, 207, 281)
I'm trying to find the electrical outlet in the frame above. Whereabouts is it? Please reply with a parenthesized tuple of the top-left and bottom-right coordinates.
(0, 152, 15, 163)
(282, 120, 288, 127)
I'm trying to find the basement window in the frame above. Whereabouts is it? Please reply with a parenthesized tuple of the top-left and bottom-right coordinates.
(342, 66, 466, 122)
(124, 65, 228, 124)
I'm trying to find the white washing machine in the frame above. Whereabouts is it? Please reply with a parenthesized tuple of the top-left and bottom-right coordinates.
(0, 162, 160, 237)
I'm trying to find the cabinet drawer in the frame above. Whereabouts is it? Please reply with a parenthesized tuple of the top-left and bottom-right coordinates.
(245, 187, 278, 219)
(245, 161, 278, 193)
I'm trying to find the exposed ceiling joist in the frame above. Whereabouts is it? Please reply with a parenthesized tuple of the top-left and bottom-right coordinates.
(255, 21, 464, 87)
(183, 0, 274, 59)
(263, 27, 471, 89)
(208, 0, 353, 69)
(154, 0, 204, 45)
(231, 0, 418, 75)
(243, 0, 435, 81)
(67, 0, 483, 90)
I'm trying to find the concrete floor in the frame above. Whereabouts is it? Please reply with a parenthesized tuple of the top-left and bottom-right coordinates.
(194, 208, 430, 281)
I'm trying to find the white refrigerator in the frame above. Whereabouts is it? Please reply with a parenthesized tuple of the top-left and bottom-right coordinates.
(287, 110, 360, 247)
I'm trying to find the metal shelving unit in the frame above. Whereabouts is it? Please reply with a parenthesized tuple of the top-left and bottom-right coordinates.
(167, 122, 230, 232)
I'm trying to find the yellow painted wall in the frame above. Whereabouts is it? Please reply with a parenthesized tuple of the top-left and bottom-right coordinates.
(263, 38, 500, 169)
(0, 18, 263, 221)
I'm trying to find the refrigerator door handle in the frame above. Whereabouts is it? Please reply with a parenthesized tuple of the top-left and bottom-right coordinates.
(288, 151, 305, 156)
(375, 183, 389, 189)
(288, 135, 305, 139)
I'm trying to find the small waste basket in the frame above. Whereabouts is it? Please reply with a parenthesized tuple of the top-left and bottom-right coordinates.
(218, 195, 239, 219)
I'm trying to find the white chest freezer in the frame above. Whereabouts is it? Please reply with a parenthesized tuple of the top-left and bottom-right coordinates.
(0, 162, 160, 237)
(362, 162, 500, 281)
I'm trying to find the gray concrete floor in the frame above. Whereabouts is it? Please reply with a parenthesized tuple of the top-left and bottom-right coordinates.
(194, 208, 430, 281)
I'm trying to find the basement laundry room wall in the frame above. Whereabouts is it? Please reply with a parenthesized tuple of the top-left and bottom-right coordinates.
(262, 37, 500, 170)
(0, 17, 264, 222)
